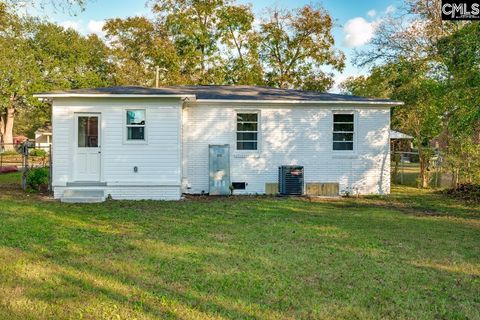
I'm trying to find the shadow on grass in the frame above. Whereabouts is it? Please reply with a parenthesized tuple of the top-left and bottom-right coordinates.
(0, 189, 479, 319)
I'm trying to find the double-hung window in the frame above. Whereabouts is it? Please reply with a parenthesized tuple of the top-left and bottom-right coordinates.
(236, 112, 258, 150)
(333, 113, 354, 151)
(126, 109, 146, 141)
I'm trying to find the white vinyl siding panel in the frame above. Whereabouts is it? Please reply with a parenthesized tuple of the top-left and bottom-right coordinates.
(183, 104, 390, 195)
(51, 98, 183, 200)
(52, 97, 390, 200)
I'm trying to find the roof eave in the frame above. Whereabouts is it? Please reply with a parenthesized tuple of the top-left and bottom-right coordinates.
(33, 93, 197, 100)
(192, 99, 404, 106)
(32, 93, 403, 106)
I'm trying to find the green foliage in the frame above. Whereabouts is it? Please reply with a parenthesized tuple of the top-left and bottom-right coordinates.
(4, 0, 88, 12)
(435, 23, 480, 137)
(217, 4, 263, 85)
(443, 135, 480, 184)
(2, 1, 346, 144)
(26, 167, 49, 190)
(0, 149, 19, 156)
(259, 5, 345, 90)
(104, 16, 180, 86)
(343, 1, 480, 187)
(105, 1, 342, 89)
(104, 1, 264, 86)
(342, 59, 444, 188)
(29, 148, 47, 157)
(152, 0, 233, 84)
(0, 4, 115, 141)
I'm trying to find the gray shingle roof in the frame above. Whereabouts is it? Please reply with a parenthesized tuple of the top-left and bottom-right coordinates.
(36, 85, 402, 104)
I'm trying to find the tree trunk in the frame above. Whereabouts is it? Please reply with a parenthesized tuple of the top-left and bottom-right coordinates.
(0, 113, 5, 144)
(418, 147, 430, 188)
(3, 107, 15, 151)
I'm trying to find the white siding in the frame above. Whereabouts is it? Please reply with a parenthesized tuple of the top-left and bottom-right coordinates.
(51, 97, 391, 201)
(51, 98, 183, 200)
(182, 103, 390, 195)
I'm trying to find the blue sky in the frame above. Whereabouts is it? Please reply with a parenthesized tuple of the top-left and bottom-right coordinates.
(28, 0, 403, 92)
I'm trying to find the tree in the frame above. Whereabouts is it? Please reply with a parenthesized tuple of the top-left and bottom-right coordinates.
(434, 23, 480, 185)
(0, 4, 40, 149)
(4, 0, 89, 13)
(18, 23, 114, 137)
(350, 0, 480, 187)
(342, 60, 443, 188)
(109, 2, 346, 89)
(104, 16, 181, 86)
(435, 23, 480, 136)
(0, 5, 114, 148)
(217, 4, 263, 84)
(151, 0, 230, 84)
(259, 5, 344, 91)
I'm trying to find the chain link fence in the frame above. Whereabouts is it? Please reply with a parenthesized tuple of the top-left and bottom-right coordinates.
(1, 142, 455, 193)
(0, 141, 52, 192)
(391, 151, 452, 189)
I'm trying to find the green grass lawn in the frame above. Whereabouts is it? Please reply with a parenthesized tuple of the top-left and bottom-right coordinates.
(0, 173, 479, 319)
(0, 171, 21, 184)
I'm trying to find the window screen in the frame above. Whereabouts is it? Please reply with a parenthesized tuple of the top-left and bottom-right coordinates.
(126, 110, 146, 141)
(236, 113, 258, 150)
(333, 114, 354, 151)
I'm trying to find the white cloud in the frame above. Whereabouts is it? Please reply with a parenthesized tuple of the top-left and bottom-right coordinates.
(343, 17, 378, 48)
(385, 5, 396, 14)
(59, 20, 81, 32)
(367, 10, 377, 17)
(87, 20, 106, 36)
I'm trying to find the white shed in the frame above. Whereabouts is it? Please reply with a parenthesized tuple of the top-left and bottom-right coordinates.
(34, 123, 52, 152)
(35, 86, 403, 202)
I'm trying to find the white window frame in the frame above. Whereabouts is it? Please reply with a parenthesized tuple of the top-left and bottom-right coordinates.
(332, 111, 356, 153)
(124, 108, 147, 144)
(235, 110, 260, 152)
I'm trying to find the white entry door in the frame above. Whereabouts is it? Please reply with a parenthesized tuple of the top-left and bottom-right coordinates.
(74, 113, 101, 181)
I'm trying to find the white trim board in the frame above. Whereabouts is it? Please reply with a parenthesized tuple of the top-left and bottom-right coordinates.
(190, 100, 403, 107)
(35, 93, 196, 100)
(35, 94, 403, 107)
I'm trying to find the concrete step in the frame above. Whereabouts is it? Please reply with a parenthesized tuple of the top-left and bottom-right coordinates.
(67, 181, 107, 187)
(61, 189, 105, 203)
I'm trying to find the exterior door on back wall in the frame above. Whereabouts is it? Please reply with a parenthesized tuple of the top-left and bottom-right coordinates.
(209, 144, 231, 195)
(74, 113, 101, 182)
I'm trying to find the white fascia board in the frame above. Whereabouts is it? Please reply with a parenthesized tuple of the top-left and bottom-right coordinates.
(33, 93, 197, 100)
(193, 99, 404, 106)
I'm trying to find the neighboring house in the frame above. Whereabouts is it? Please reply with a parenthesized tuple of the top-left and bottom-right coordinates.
(35, 86, 403, 202)
(390, 130, 414, 142)
(390, 130, 414, 163)
(14, 135, 29, 146)
(35, 123, 52, 152)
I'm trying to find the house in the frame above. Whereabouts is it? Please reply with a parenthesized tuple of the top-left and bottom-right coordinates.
(34, 123, 52, 152)
(390, 130, 414, 142)
(390, 130, 414, 162)
(35, 86, 403, 202)
(13, 135, 29, 146)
